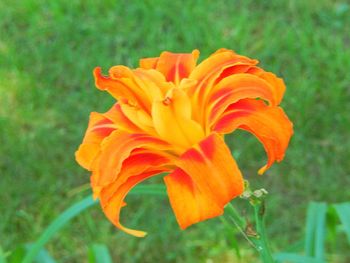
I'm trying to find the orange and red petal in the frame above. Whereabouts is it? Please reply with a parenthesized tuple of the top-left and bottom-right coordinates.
(75, 111, 117, 170)
(188, 49, 258, 125)
(213, 99, 293, 174)
(94, 67, 145, 108)
(164, 133, 244, 229)
(94, 66, 172, 113)
(246, 67, 286, 105)
(140, 50, 200, 86)
(100, 169, 166, 237)
(207, 73, 281, 129)
(97, 148, 173, 237)
(91, 130, 172, 191)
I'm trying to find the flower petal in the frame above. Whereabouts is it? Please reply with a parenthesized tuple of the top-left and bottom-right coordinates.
(152, 88, 205, 153)
(140, 50, 200, 86)
(139, 57, 159, 69)
(99, 150, 171, 237)
(92, 130, 172, 191)
(104, 103, 143, 134)
(75, 111, 116, 170)
(213, 99, 293, 174)
(247, 67, 286, 105)
(120, 102, 157, 135)
(164, 133, 244, 229)
(207, 73, 280, 127)
(94, 66, 172, 113)
(90, 133, 173, 237)
(188, 49, 258, 125)
(101, 170, 159, 237)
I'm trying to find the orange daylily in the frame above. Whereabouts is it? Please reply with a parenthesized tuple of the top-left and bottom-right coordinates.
(75, 49, 293, 237)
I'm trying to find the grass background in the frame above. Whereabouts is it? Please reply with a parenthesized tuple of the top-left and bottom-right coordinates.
(1, 0, 350, 262)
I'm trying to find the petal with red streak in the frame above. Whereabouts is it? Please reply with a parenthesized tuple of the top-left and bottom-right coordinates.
(75, 112, 116, 170)
(98, 150, 172, 237)
(92, 130, 171, 191)
(140, 50, 200, 86)
(207, 73, 280, 127)
(213, 99, 293, 174)
(188, 49, 258, 125)
(246, 67, 286, 105)
(164, 133, 244, 229)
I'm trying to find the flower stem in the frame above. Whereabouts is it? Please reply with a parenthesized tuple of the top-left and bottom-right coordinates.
(225, 199, 275, 263)
(251, 200, 275, 263)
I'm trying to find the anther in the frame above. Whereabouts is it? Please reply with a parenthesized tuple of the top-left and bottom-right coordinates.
(162, 97, 171, 105)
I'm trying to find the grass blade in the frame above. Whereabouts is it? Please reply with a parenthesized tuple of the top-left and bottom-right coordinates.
(333, 202, 350, 243)
(314, 203, 327, 260)
(283, 239, 304, 253)
(7, 246, 27, 263)
(22, 184, 166, 263)
(22, 196, 97, 263)
(25, 245, 56, 263)
(274, 253, 323, 263)
(0, 245, 7, 263)
(304, 202, 317, 256)
(304, 202, 327, 260)
(88, 244, 112, 263)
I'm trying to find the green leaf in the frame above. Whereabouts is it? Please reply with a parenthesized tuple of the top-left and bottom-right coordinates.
(325, 205, 339, 249)
(22, 184, 166, 263)
(283, 240, 304, 253)
(22, 196, 97, 263)
(25, 245, 56, 263)
(88, 244, 113, 263)
(274, 253, 323, 263)
(0, 245, 7, 263)
(304, 202, 327, 261)
(333, 202, 350, 244)
(8, 246, 26, 263)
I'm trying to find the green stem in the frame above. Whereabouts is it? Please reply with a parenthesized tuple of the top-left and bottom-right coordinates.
(225, 200, 275, 263)
(251, 200, 275, 263)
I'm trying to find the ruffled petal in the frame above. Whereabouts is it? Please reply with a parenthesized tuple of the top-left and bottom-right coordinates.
(75, 111, 117, 170)
(187, 49, 258, 125)
(140, 50, 200, 86)
(152, 88, 205, 153)
(94, 66, 172, 113)
(91, 130, 172, 192)
(246, 67, 286, 105)
(99, 150, 172, 237)
(213, 99, 293, 174)
(164, 133, 244, 229)
(104, 103, 143, 134)
(207, 73, 280, 127)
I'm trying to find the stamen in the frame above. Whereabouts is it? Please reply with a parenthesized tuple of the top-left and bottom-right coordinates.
(162, 97, 172, 106)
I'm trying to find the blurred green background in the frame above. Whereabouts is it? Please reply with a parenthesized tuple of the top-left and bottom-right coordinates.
(1, 0, 350, 262)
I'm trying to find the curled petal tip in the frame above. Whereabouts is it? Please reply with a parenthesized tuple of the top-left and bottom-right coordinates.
(123, 228, 147, 238)
(93, 67, 102, 77)
(192, 49, 200, 60)
(93, 67, 108, 91)
(258, 165, 268, 175)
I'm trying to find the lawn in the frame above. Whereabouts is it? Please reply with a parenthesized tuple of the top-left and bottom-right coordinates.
(1, 0, 350, 262)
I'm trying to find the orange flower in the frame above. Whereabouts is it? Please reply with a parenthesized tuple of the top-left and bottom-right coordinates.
(75, 49, 293, 237)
